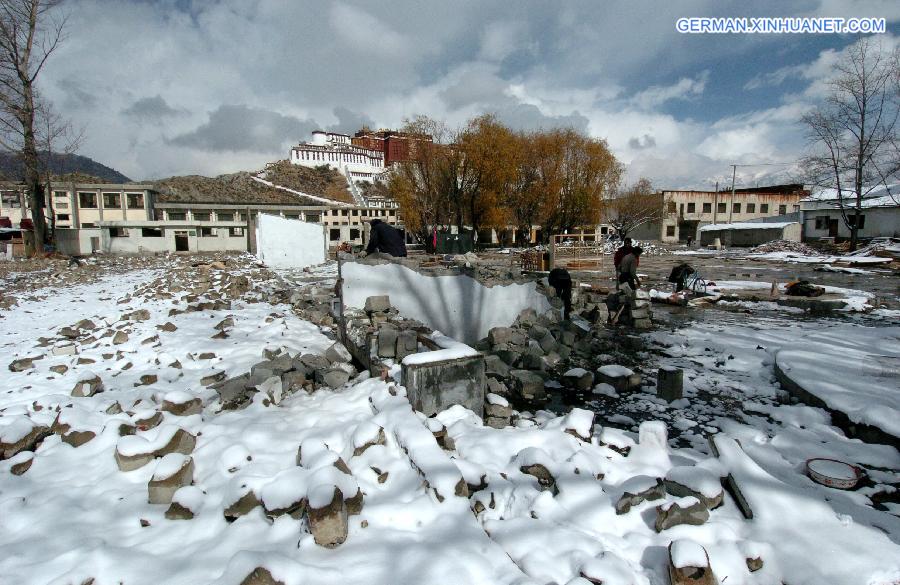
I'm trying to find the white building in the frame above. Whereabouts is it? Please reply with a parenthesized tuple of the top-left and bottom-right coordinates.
(290, 131, 385, 183)
(800, 187, 900, 242)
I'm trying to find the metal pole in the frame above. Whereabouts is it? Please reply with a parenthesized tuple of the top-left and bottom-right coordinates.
(713, 181, 718, 225)
(729, 165, 737, 224)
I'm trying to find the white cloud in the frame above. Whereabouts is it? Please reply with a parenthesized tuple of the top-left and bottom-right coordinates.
(632, 71, 709, 110)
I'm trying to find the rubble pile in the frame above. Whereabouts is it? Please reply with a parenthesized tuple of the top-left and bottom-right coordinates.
(749, 239, 820, 255)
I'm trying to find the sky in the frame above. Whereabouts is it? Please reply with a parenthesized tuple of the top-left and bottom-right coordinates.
(37, 0, 900, 189)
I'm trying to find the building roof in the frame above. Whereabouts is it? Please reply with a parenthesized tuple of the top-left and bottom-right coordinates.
(802, 184, 900, 208)
(698, 222, 798, 232)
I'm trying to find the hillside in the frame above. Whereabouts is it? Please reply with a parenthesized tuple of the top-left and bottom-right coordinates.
(0, 151, 131, 183)
(154, 161, 353, 206)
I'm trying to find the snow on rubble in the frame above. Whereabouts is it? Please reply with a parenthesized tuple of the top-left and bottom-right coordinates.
(0, 255, 898, 585)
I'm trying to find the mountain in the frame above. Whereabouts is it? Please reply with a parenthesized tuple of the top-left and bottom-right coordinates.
(0, 151, 131, 184)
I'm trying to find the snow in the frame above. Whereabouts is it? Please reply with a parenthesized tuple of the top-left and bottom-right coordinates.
(152, 453, 189, 480)
(775, 326, 900, 437)
(670, 539, 708, 568)
(665, 466, 722, 498)
(401, 332, 479, 366)
(807, 458, 859, 481)
(564, 367, 588, 377)
(163, 390, 195, 405)
(0, 416, 38, 444)
(486, 393, 509, 407)
(597, 365, 634, 378)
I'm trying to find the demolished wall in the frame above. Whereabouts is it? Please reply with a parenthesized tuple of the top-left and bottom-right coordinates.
(341, 260, 553, 344)
(255, 213, 326, 269)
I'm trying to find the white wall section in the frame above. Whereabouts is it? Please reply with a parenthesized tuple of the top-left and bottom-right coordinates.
(255, 213, 326, 269)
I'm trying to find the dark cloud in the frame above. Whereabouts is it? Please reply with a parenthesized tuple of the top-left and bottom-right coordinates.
(327, 107, 375, 134)
(169, 105, 318, 152)
(628, 134, 656, 150)
(122, 95, 185, 121)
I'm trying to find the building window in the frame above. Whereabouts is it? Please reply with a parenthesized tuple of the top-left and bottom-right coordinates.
(142, 228, 163, 237)
(109, 227, 128, 237)
(78, 192, 97, 208)
(217, 211, 234, 221)
(54, 191, 68, 198)
(793, 204, 800, 212)
(125, 193, 143, 209)
(55, 201, 68, 209)
(341, 209, 349, 216)
(687, 203, 695, 213)
(747, 203, 756, 213)
(193, 212, 211, 221)
(666, 225, 676, 237)
(667, 201, 676, 213)
(199, 227, 216, 237)
(306, 214, 320, 223)
(1, 193, 22, 208)
(760, 204, 769, 214)
(56, 214, 70, 221)
(330, 228, 341, 241)
(350, 228, 360, 240)
(733, 203, 741, 214)
(102, 193, 121, 209)
(847, 215, 866, 229)
(81, 222, 96, 228)
(717, 202, 726, 213)
(284, 214, 300, 219)
(778, 205, 787, 215)
(168, 212, 186, 221)
(815, 216, 829, 229)
(228, 227, 244, 237)
(389, 210, 396, 217)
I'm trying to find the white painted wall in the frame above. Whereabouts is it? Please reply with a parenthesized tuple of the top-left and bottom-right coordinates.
(255, 213, 326, 269)
(342, 261, 553, 344)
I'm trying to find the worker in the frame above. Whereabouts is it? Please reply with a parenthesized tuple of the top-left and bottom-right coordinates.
(548, 267, 573, 320)
(613, 237, 634, 288)
(360, 219, 407, 258)
(618, 247, 642, 290)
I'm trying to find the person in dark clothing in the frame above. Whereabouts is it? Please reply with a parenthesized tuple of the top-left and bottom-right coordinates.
(668, 263, 695, 292)
(613, 237, 634, 289)
(548, 268, 573, 320)
(618, 247, 642, 290)
(362, 219, 407, 257)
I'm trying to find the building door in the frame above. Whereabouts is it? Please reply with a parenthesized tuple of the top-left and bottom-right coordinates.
(90, 237, 99, 253)
(678, 220, 699, 242)
(175, 233, 189, 252)
(828, 219, 839, 238)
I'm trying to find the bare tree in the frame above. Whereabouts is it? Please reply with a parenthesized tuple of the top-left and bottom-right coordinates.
(0, 0, 66, 249)
(603, 177, 664, 239)
(800, 37, 900, 251)
(37, 99, 82, 240)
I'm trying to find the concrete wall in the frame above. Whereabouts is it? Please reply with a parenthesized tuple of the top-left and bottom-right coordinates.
(699, 224, 799, 247)
(55, 228, 101, 255)
(802, 206, 900, 241)
(342, 260, 553, 344)
(100, 226, 247, 254)
(255, 213, 326, 269)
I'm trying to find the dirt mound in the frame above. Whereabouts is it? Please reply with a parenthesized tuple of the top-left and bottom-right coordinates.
(750, 240, 820, 255)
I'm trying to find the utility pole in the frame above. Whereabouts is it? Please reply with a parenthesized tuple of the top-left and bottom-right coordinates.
(729, 165, 737, 224)
(713, 181, 719, 225)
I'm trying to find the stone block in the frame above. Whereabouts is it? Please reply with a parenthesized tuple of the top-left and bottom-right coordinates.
(376, 327, 399, 358)
(596, 365, 640, 393)
(148, 455, 194, 505)
(364, 295, 391, 314)
(71, 375, 104, 397)
(509, 369, 545, 400)
(325, 342, 352, 363)
(401, 353, 485, 417)
(488, 326, 514, 347)
(308, 487, 348, 548)
(657, 367, 684, 402)
(563, 368, 594, 391)
(655, 497, 709, 532)
(395, 330, 418, 361)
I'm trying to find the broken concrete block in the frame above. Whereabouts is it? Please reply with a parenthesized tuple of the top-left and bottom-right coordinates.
(224, 490, 261, 521)
(352, 422, 386, 456)
(596, 364, 640, 393)
(49, 364, 68, 375)
(484, 393, 512, 419)
(159, 322, 178, 332)
(165, 485, 202, 520)
(71, 374, 104, 397)
(668, 540, 717, 585)
(364, 295, 391, 314)
(509, 369, 545, 401)
(520, 463, 555, 491)
(307, 486, 348, 548)
(0, 420, 50, 460)
(148, 454, 194, 504)
(280, 370, 309, 395)
(200, 371, 226, 386)
(240, 567, 284, 585)
(61, 430, 96, 448)
(325, 342, 352, 363)
(615, 476, 665, 515)
(483, 354, 510, 379)
(655, 496, 709, 532)
(122, 309, 151, 322)
(8, 358, 34, 372)
(484, 416, 509, 429)
(562, 368, 594, 391)
(485, 377, 509, 397)
(161, 392, 202, 416)
(321, 369, 350, 389)
(9, 451, 34, 475)
(488, 326, 514, 347)
(112, 331, 129, 345)
(664, 466, 724, 509)
(657, 366, 683, 402)
(377, 326, 399, 358)
(395, 330, 418, 361)
(214, 317, 234, 331)
(51, 343, 78, 357)
(135, 374, 158, 387)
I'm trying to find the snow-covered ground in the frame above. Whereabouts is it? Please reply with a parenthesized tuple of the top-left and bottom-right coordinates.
(1, 258, 899, 585)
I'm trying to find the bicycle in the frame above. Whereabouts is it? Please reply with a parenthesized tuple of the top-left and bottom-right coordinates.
(683, 270, 707, 294)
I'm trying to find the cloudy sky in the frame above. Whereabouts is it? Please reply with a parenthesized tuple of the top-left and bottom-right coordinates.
(38, 0, 900, 188)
